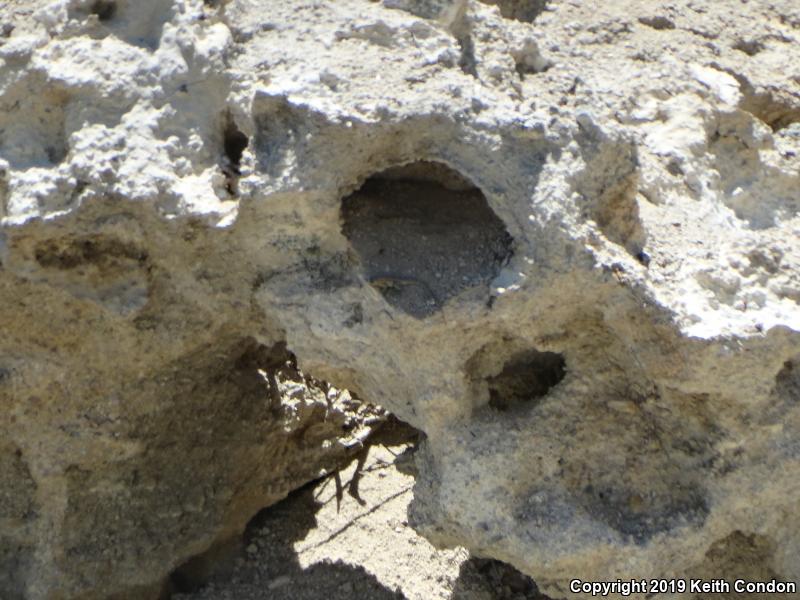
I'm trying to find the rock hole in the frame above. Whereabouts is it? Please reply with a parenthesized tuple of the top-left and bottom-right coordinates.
(486, 349, 566, 412)
(223, 115, 248, 172)
(221, 113, 248, 194)
(340, 161, 513, 318)
(90, 0, 117, 21)
(479, 0, 549, 23)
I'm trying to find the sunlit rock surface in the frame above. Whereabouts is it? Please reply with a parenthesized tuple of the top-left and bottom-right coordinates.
(1, 0, 799, 598)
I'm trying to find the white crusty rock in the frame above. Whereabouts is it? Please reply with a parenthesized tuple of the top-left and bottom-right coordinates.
(1, 0, 799, 598)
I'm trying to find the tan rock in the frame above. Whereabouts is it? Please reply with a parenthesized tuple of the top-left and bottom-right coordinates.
(1, 0, 799, 598)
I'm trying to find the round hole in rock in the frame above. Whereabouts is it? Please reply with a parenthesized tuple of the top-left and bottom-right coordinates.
(341, 161, 513, 318)
(486, 349, 566, 411)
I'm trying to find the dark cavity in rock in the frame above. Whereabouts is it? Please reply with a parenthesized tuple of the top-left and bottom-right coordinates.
(486, 350, 566, 411)
(341, 161, 513, 318)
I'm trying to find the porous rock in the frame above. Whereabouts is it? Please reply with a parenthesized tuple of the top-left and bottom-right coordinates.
(1, 0, 799, 598)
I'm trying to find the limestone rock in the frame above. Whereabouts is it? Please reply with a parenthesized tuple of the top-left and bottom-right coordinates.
(1, 0, 799, 598)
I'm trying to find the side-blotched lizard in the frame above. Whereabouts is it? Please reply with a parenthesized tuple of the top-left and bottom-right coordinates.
(368, 275, 439, 303)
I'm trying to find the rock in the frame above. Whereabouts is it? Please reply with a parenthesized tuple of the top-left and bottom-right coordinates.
(1, 0, 799, 599)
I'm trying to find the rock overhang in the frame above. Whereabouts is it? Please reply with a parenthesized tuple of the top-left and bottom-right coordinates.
(1, 0, 800, 598)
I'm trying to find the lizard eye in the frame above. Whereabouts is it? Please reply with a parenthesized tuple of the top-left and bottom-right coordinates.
(341, 160, 513, 318)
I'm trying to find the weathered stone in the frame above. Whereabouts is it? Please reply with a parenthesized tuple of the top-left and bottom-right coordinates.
(0, 196, 384, 599)
(1, 0, 799, 598)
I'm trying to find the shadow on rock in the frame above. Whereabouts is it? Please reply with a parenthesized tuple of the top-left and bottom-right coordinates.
(452, 557, 556, 600)
(169, 461, 405, 600)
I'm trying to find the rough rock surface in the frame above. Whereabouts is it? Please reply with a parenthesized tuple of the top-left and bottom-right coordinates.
(1, 0, 800, 598)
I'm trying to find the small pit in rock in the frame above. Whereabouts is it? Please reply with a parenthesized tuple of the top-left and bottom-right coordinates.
(341, 161, 513, 318)
(221, 113, 248, 194)
(486, 350, 566, 412)
(223, 115, 248, 173)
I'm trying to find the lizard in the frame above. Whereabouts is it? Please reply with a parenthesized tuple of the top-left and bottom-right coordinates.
(369, 275, 423, 292)
(368, 274, 440, 305)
